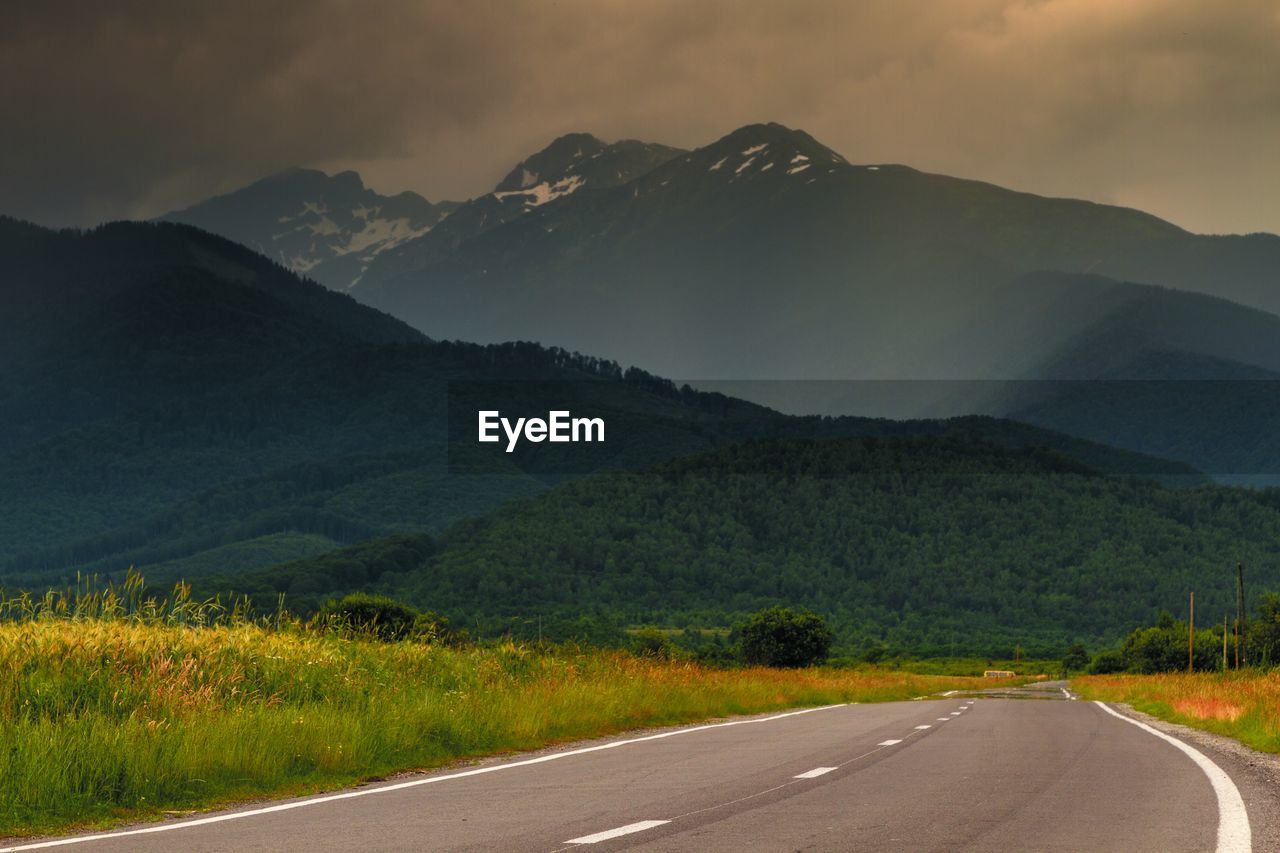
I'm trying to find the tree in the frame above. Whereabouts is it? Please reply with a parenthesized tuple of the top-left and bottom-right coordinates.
(739, 606, 832, 668)
(1122, 619, 1219, 673)
(1248, 593, 1280, 667)
(1062, 642, 1090, 673)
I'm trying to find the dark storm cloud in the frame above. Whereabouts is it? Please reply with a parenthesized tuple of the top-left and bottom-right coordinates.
(3, 0, 1279, 233)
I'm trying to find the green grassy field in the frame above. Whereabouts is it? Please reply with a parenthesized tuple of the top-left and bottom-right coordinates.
(0, 606, 1008, 838)
(1073, 672, 1280, 752)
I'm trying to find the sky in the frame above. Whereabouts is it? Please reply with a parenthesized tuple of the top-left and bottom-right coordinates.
(3, 0, 1278, 235)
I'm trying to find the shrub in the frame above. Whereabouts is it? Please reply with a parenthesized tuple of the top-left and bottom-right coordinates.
(1087, 649, 1126, 674)
(314, 593, 419, 641)
(738, 606, 832, 668)
(862, 642, 889, 664)
(1062, 642, 1090, 673)
(413, 610, 466, 646)
(631, 626, 676, 659)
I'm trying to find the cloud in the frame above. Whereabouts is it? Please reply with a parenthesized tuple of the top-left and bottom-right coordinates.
(2, 0, 1277, 234)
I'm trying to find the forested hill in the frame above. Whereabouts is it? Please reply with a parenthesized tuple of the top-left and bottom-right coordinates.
(0, 217, 424, 450)
(217, 435, 1280, 657)
(0, 216, 1199, 593)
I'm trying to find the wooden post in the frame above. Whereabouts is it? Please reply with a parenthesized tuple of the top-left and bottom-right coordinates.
(1238, 562, 1247, 668)
(1224, 615, 1229, 672)
(1188, 591, 1194, 673)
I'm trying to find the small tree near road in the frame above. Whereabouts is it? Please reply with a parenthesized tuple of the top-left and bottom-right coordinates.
(1061, 642, 1090, 673)
(739, 606, 833, 668)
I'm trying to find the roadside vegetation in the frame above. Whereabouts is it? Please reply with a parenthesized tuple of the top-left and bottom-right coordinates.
(1073, 672, 1280, 753)
(0, 577, 998, 837)
(1066, 591, 1280, 752)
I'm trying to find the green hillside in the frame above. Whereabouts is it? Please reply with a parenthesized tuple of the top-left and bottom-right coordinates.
(205, 435, 1278, 657)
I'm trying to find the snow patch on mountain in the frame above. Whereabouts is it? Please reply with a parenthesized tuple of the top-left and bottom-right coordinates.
(339, 216, 436, 256)
(308, 217, 340, 237)
(493, 174, 586, 208)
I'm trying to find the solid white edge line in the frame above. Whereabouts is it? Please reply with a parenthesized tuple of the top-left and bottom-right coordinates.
(0, 704, 846, 852)
(793, 766, 837, 779)
(566, 819, 670, 844)
(1094, 702, 1250, 853)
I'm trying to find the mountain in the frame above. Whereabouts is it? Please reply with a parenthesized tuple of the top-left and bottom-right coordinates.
(362, 133, 686, 285)
(349, 122, 1280, 384)
(208, 435, 1280, 656)
(0, 217, 423, 451)
(159, 135, 683, 292)
(0, 217, 1196, 591)
(953, 272, 1280, 381)
(910, 272, 1280, 478)
(493, 132, 686, 196)
(332, 122, 1280, 476)
(159, 169, 459, 291)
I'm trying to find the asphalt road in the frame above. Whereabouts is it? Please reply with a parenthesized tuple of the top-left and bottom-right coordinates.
(6, 682, 1263, 852)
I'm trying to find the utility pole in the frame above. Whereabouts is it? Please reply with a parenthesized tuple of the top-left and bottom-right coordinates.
(1237, 562, 1247, 668)
(1188, 591, 1194, 674)
(1224, 614, 1229, 672)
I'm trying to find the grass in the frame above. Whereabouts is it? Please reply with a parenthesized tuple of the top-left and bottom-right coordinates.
(0, 580, 1002, 838)
(1073, 671, 1280, 752)
(869, 657, 1060, 677)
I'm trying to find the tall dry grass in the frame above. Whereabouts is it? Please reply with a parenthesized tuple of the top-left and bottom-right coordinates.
(1074, 671, 1280, 752)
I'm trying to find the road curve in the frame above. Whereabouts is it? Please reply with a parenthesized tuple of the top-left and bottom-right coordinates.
(3, 682, 1261, 852)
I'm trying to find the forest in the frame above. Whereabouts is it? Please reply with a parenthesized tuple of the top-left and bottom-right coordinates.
(201, 435, 1280, 657)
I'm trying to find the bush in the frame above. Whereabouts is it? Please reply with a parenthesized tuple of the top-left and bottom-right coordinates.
(862, 641, 889, 664)
(314, 593, 420, 641)
(1062, 642, 1090, 673)
(738, 606, 832, 668)
(413, 610, 466, 646)
(631, 626, 677, 659)
(1087, 649, 1127, 674)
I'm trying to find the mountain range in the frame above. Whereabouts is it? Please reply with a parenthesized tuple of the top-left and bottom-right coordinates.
(162, 122, 1280, 476)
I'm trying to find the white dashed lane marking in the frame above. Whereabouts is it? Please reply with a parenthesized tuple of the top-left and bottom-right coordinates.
(794, 767, 837, 779)
(566, 820, 670, 844)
